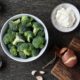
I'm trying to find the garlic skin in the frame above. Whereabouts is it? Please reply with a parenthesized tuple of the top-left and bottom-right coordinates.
(31, 70, 37, 76)
(31, 70, 45, 80)
(64, 56, 77, 64)
(36, 76, 43, 80)
(56, 7, 76, 27)
(62, 49, 77, 67)
(60, 48, 77, 68)
(39, 71, 45, 75)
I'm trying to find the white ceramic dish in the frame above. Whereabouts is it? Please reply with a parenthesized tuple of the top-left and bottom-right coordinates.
(51, 3, 80, 32)
(0, 14, 49, 62)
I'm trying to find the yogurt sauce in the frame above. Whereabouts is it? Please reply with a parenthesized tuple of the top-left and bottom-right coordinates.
(56, 7, 76, 28)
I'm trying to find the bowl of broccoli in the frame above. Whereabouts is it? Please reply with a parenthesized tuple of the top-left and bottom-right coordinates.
(0, 14, 49, 62)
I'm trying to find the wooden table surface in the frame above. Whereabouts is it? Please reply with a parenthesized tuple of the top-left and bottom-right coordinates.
(0, 0, 80, 80)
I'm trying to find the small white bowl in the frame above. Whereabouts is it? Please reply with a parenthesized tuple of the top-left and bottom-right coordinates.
(0, 14, 49, 62)
(51, 3, 80, 32)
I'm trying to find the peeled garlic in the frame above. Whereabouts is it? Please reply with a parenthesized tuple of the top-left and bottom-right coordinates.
(36, 76, 43, 80)
(39, 71, 45, 75)
(31, 70, 37, 76)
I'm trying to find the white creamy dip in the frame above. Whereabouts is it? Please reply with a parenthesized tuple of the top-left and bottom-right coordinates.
(56, 7, 76, 27)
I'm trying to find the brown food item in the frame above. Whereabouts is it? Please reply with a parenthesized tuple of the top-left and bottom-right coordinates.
(51, 60, 73, 80)
(51, 37, 80, 80)
(60, 47, 68, 55)
(36, 76, 43, 80)
(69, 37, 80, 52)
(60, 48, 77, 68)
(31, 70, 37, 76)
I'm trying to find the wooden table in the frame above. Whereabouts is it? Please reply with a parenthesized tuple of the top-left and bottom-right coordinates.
(0, 0, 80, 80)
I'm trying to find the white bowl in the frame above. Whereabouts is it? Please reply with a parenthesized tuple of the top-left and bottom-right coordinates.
(0, 14, 49, 62)
(51, 3, 80, 32)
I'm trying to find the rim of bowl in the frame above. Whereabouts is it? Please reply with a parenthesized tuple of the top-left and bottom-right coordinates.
(0, 13, 49, 62)
(51, 3, 80, 32)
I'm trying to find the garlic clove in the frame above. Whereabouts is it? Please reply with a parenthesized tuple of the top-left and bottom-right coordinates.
(39, 71, 45, 75)
(61, 48, 77, 68)
(31, 70, 37, 76)
(36, 76, 43, 80)
(60, 47, 68, 54)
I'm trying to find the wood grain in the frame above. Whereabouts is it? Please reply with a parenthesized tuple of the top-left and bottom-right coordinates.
(51, 37, 80, 80)
(51, 60, 72, 80)
(0, 0, 80, 80)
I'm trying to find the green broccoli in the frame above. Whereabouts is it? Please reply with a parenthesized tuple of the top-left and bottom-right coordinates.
(26, 22, 32, 27)
(12, 33, 25, 45)
(7, 28, 12, 33)
(24, 31, 34, 42)
(21, 16, 34, 27)
(32, 36, 45, 48)
(8, 44, 13, 49)
(32, 22, 43, 35)
(17, 43, 36, 57)
(9, 19, 20, 31)
(10, 46, 17, 57)
(3, 32, 16, 44)
(19, 23, 32, 34)
(3, 16, 46, 59)
(20, 43, 39, 57)
(21, 16, 30, 25)
(32, 49, 39, 57)
(19, 52, 27, 59)
(17, 43, 32, 56)
(16, 42, 24, 48)
(29, 17, 34, 22)
(37, 30, 45, 37)
(19, 24, 27, 34)
(26, 17, 34, 27)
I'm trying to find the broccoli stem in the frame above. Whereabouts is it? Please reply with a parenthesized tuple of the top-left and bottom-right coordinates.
(12, 34, 25, 45)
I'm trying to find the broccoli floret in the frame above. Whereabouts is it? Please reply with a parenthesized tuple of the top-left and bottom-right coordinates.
(26, 22, 32, 27)
(32, 22, 43, 35)
(19, 24, 27, 34)
(12, 33, 25, 45)
(19, 52, 27, 59)
(7, 28, 12, 33)
(3, 34, 10, 44)
(37, 30, 45, 37)
(17, 43, 35, 57)
(10, 46, 17, 57)
(8, 44, 13, 49)
(32, 36, 45, 48)
(3, 32, 16, 44)
(14, 19, 20, 24)
(16, 42, 24, 48)
(17, 43, 31, 56)
(21, 16, 30, 25)
(19, 23, 31, 34)
(9, 19, 20, 31)
(32, 49, 39, 57)
(24, 31, 34, 42)
(21, 16, 34, 28)
(29, 17, 34, 22)
(21, 16, 34, 25)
